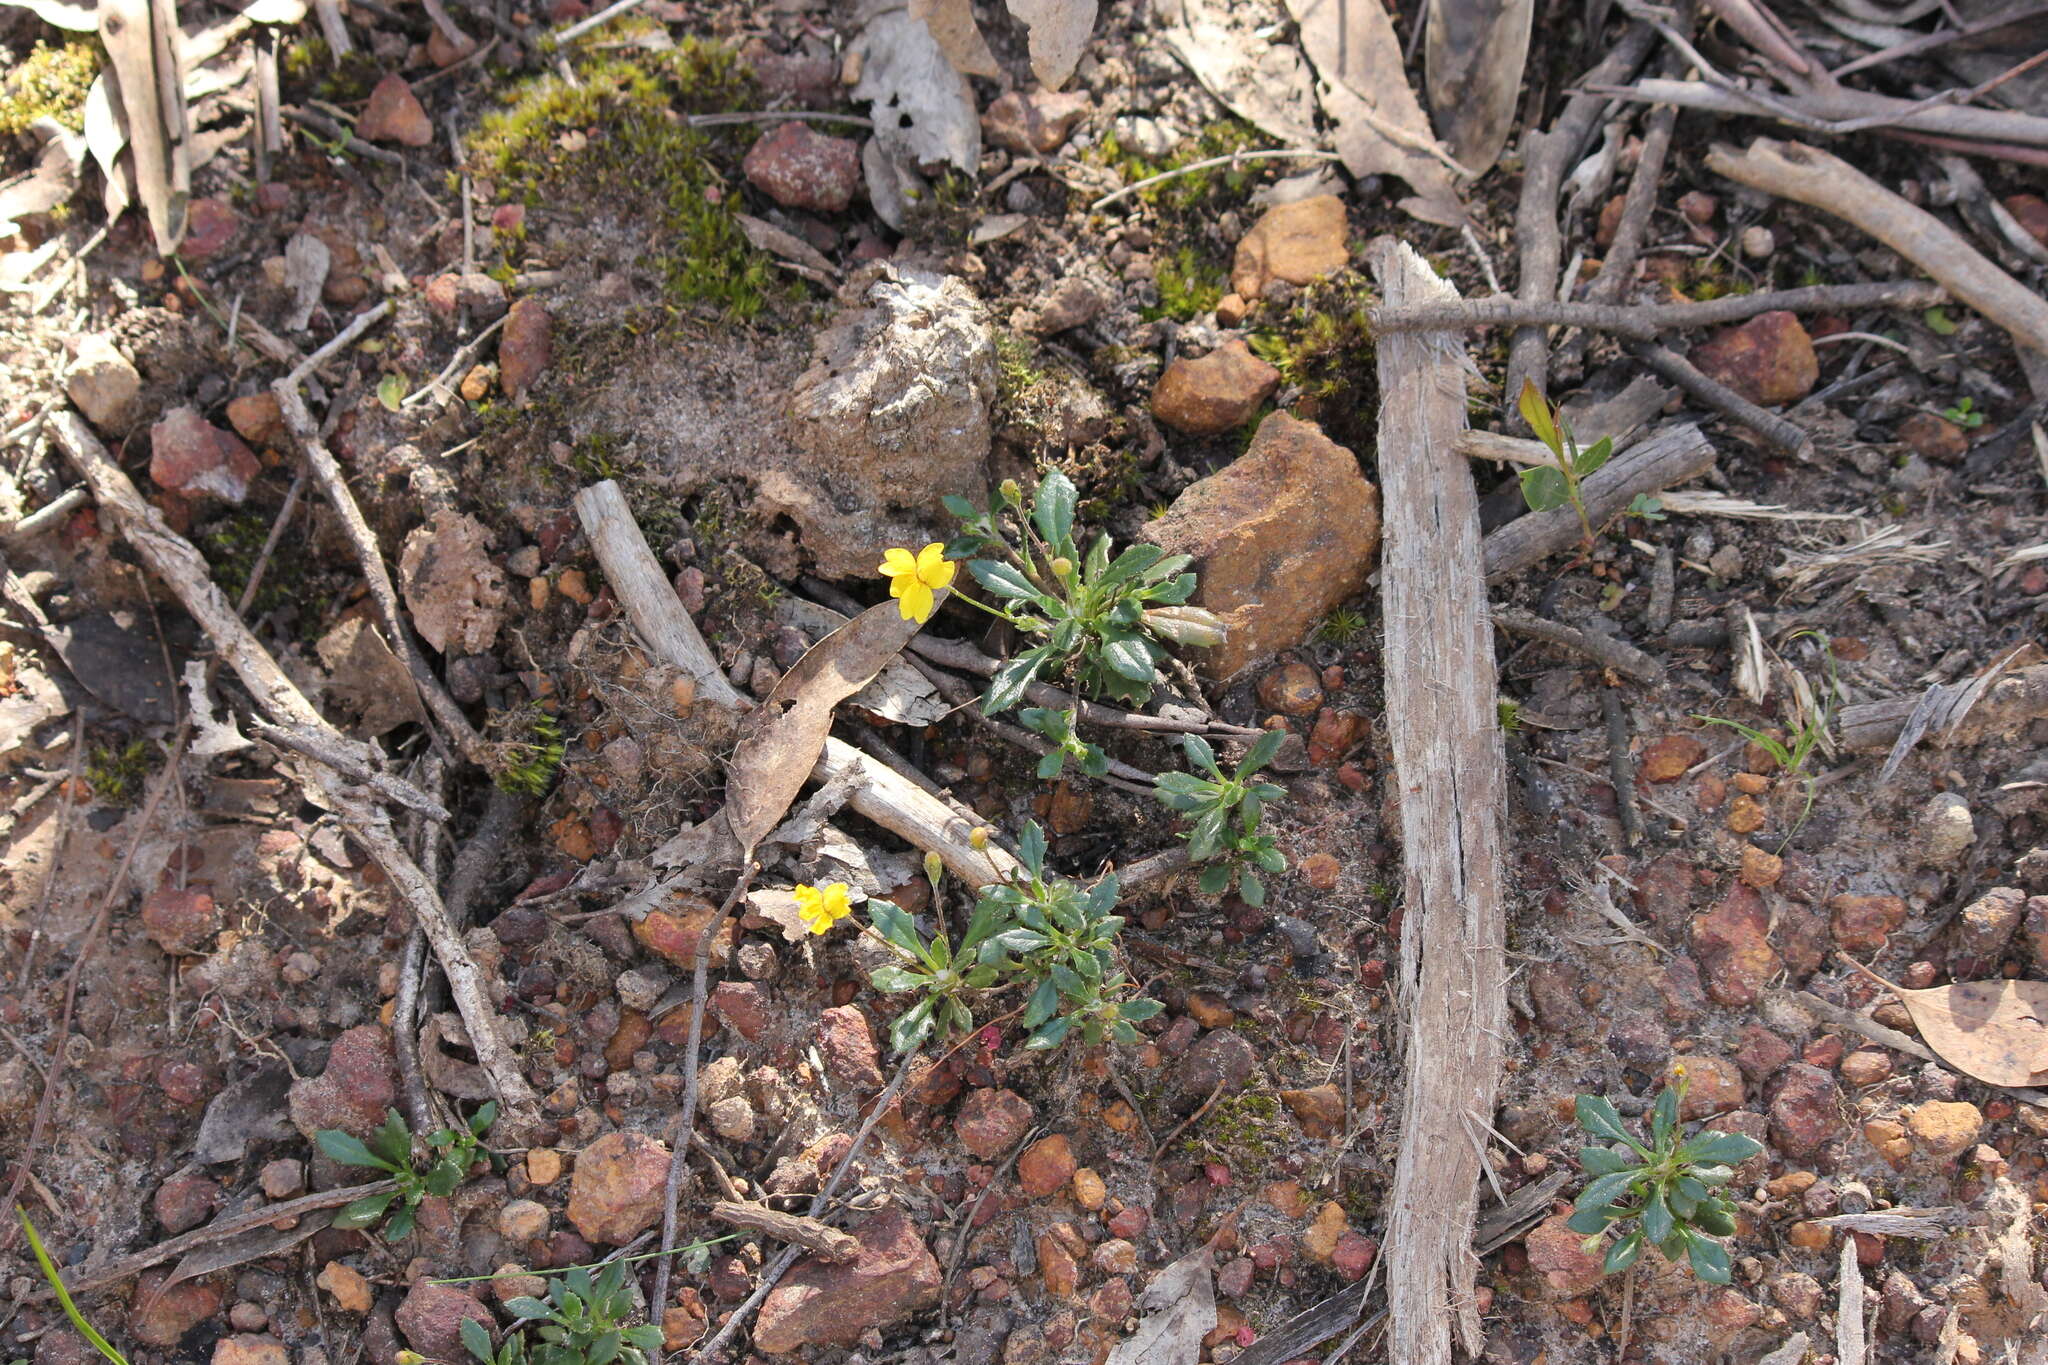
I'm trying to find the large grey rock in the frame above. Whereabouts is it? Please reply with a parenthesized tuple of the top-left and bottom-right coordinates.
(765, 266, 996, 577)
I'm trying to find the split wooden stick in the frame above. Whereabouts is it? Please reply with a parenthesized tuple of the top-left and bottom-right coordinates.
(1367, 239, 1510, 1365)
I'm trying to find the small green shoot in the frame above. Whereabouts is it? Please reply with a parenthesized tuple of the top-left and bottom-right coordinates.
(1018, 706, 1110, 780)
(1923, 306, 1957, 336)
(1516, 380, 1612, 545)
(1941, 396, 1984, 428)
(1626, 493, 1667, 523)
(1568, 1072, 1761, 1284)
(377, 373, 408, 412)
(1692, 631, 1839, 840)
(318, 1104, 495, 1241)
(1153, 731, 1288, 905)
(1315, 605, 1367, 645)
(495, 712, 565, 797)
(18, 1209, 130, 1365)
(462, 1260, 664, 1365)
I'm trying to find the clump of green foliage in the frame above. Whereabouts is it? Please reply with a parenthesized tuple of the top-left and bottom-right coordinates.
(1019, 706, 1109, 780)
(1093, 119, 1262, 212)
(1148, 246, 1226, 322)
(1316, 605, 1367, 645)
(1941, 396, 1985, 428)
(867, 821, 1163, 1052)
(1154, 731, 1288, 905)
(494, 712, 565, 797)
(87, 740, 152, 806)
(319, 1104, 496, 1241)
(1568, 1075, 1760, 1284)
(461, 1261, 664, 1365)
(0, 37, 101, 138)
(465, 36, 778, 319)
(994, 333, 1048, 407)
(945, 470, 1224, 709)
(1246, 278, 1379, 448)
(1515, 379, 1612, 545)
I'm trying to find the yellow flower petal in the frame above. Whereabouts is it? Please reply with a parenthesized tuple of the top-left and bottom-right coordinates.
(915, 542, 947, 579)
(925, 556, 957, 591)
(898, 580, 935, 623)
(878, 547, 918, 576)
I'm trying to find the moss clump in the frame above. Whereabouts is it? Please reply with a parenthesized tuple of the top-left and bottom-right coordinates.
(994, 333, 1047, 407)
(276, 36, 379, 104)
(1092, 118, 1263, 212)
(1247, 277, 1379, 451)
(466, 35, 781, 319)
(87, 739, 153, 805)
(491, 709, 565, 796)
(1147, 245, 1225, 322)
(0, 37, 101, 138)
(1187, 1091, 1285, 1164)
(197, 511, 337, 633)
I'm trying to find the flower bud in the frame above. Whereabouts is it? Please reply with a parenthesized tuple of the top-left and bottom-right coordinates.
(923, 851, 944, 886)
(999, 478, 1022, 504)
(1142, 605, 1228, 647)
(1050, 556, 1073, 579)
(968, 826, 990, 850)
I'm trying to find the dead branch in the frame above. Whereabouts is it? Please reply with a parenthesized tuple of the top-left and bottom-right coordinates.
(1615, 76, 2048, 151)
(272, 374, 489, 767)
(1504, 24, 1661, 414)
(709, 1201, 860, 1263)
(1369, 238, 1509, 1365)
(1372, 280, 1946, 339)
(1706, 138, 2048, 393)
(576, 481, 1022, 888)
(1625, 340, 1815, 457)
(47, 409, 542, 1137)
(1492, 609, 1663, 683)
(245, 719, 450, 817)
(1482, 422, 1716, 582)
(64, 1181, 394, 1295)
(1838, 663, 2048, 751)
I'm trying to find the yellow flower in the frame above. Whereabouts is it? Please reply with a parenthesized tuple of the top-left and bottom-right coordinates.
(877, 543, 956, 624)
(792, 881, 853, 936)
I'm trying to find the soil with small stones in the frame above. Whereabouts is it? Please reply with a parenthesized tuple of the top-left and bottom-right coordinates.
(2, 2, 2047, 1364)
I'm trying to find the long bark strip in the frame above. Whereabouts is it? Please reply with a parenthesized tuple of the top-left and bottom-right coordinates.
(1367, 239, 1510, 1365)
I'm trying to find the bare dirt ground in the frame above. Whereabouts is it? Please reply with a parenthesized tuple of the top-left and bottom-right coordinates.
(3, 1, 2048, 1363)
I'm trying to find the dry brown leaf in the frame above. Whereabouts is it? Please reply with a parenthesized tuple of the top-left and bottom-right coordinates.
(1283, 0, 1464, 227)
(1104, 1247, 1214, 1365)
(1850, 958, 2048, 1087)
(724, 597, 934, 855)
(911, 0, 1002, 79)
(101, 0, 191, 251)
(1164, 0, 1319, 146)
(1005, 0, 1097, 90)
(1423, 0, 1532, 177)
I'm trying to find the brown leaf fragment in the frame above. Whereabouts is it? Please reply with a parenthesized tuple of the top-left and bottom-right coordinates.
(911, 0, 1001, 79)
(724, 598, 935, 855)
(1848, 957, 2048, 1087)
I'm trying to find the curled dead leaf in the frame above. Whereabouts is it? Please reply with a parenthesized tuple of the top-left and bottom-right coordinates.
(724, 596, 936, 855)
(1847, 956, 2048, 1087)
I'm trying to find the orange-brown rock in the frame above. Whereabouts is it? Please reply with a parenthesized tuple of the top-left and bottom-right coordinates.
(1144, 412, 1379, 677)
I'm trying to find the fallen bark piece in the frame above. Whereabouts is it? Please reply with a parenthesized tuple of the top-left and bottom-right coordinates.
(1482, 422, 1715, 582)
(710, 1201, 860, 1263)
(1706, 138, 2048, 397)
(1839, 663, 2048, 754)
(1369, 237, 1507, 1365)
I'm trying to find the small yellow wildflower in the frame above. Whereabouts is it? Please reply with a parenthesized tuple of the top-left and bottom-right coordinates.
(877, 543, 956, 624)
(792, 881, 853, 935)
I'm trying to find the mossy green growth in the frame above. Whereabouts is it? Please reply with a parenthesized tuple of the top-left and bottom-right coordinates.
(994, 333, 1047, 407)
(466, 35, 781, 319)
(1146, 245, 1225, 322)
(491, 709, 565, 796)
(0, 37, 102, 138)
(196, 511, 336, 632)
(87, 740, 153, 806)
(276, 36, 379, 105)
(1186, 1091, 1284, 1163)
(1093, 118, 1263, 212)
(1247, 276, 1379, 451)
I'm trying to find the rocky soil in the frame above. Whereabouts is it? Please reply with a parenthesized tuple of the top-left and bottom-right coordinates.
(2, 1, 2047, 1364)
